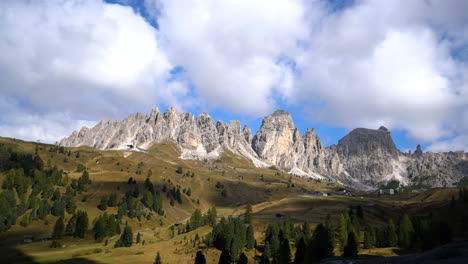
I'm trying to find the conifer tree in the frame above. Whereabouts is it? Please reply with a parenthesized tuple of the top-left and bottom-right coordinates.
(218, 250, 231, 264)
(136, 232, 141, 244)
(244, 203, 252, 224)
(98, 195, 108, 210)
(294, 237, 306, 264)
(277, 238, 291, 264)
(325, 214, 335, 243)
(52, 216, 64, 239)
(195, 251, 206, 264)
(74, 210, 88, 238)
(399, 214, 414, 249)
(303, 221, 312, 240)
(306, 223, 334, 262)
(93, 216, 106, 242)
(343, 231, 358, 258)
(154, 251, 162, 264)
(339, 212, 349, 249)
(207, 207, 217, 227)
(108, 192, 118, 207)
(237, 253, 248, 264)
(387, 219, 398, 247)
(363, 223, 376, 249)
(115, 224, 133, 247)
(259, 254, 270, 264)
(246, 225, 255, 250)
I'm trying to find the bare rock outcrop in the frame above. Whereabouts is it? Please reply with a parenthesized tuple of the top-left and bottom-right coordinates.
(60, 107, 468, 190)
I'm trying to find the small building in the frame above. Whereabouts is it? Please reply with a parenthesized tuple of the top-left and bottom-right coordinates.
(337, 189, 349, 196)
(314, 191, 328, 196)
(23, 235, 34, 243)
(378, 188, 395, 195)
(41, 236, 52, 241)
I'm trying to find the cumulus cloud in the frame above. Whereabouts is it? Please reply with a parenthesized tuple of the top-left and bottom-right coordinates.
(292, 0, 468, 146)
(1, 0, 468, 151)
(154, 0, 308, 116)
(0, 0, 187, 142)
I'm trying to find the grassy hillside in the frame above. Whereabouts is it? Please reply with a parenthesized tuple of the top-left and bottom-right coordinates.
(0, 137, 466, 264)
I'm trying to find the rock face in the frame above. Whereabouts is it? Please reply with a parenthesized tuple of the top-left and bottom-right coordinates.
(60, 108, 468, 190)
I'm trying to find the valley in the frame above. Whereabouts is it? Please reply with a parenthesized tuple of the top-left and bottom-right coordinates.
(1, 136, 467, 263)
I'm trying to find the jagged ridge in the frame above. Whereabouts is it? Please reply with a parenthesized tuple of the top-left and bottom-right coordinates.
(60, 108, 468, 190)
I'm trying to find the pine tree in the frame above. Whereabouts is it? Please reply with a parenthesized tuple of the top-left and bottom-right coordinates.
(307, 223, 334, 262)
(343, 231, 358, 258)
(74, 211, 88, 238)
(207, 207, 217, 227)
(218, 249, 231, 264)
(189, 209, 203, 230)
(293, 237, 306, 264)
(303, 221, 312, 240)
(356, 205, 364, 219)
(246, 225, 255, 250)
(93, 216, 106, 242)
(363, 223, 376, 249)
(387, 219, 398, 247)
(244, 204, 252, 224)
(259, 254, 270, 264)
(277, 238, 291, 264)
(136, 232, 142, 244)
(115, 224, 133, 247)
(195, 251, 206, 264)
(399, 214, 414, 249)
(339, 212, 349, 249)
(237, 252, 248, 264)
(98, 195, 108, 210)
(154, 251, 162, 264)
(52, 216, 64, 239)
(108, 192, 118, 207)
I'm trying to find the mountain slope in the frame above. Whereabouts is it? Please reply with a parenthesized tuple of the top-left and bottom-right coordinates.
(60, 108, 468, 190)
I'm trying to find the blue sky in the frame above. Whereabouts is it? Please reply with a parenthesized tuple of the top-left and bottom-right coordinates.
(0, 0, 467, 152)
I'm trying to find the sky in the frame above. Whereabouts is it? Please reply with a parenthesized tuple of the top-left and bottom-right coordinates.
(0, 0, 467, 152)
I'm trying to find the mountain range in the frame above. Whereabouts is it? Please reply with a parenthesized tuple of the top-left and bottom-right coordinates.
(60, 107, 468, 190)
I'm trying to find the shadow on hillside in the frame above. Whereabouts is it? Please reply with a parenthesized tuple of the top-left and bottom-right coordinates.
(1, 243, 103, 264)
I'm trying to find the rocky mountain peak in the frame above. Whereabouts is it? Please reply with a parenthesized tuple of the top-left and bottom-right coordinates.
(336, 127, 399, 158)
(60, 107, 468, 190)
(414, 144, 423, 157)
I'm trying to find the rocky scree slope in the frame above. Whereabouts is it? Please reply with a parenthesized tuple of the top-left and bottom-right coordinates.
(60, 108, 468, 190)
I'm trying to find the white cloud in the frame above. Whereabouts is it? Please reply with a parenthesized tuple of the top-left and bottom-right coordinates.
(0, 0, 196, 143)
(292, 0, 468, 145)
(1, 0, 468, 151)
(0, 0, 186, 139)
(154, 0, 308, 116)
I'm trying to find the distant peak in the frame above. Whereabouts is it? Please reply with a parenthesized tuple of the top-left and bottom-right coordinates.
(378, 126, 388, 132)
(271, 110, 289, 116)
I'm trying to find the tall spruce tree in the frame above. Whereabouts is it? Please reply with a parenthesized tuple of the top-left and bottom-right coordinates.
(277, 238, 291, 264)
(73, 211, 88, 238)
(244, 204, 252, 224)
(154, 251, 162, 264)
(195, 251, 206, 264)
(246, 225, 255, 250)
(293, 237, 306, 264)
(115, 224, 133, 247)
(363, 223, 376, 249)
(399, 214, 414, 249)
(136, 232, 142, 244)
(93, 216, 106, 242)
(339, 212, 349, 249)
(237, 253, 248, 264)
(218, 250, 231, 264)
(387, 219, 398, 247)
(52, 216, 64, 239)
(343, 231, 358, 258)
(303, 221, 312, 241)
